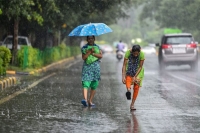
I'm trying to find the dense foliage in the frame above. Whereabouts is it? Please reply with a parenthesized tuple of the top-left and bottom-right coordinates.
(0, 0, 135, 45)
(16, 44, 80, 70)
(134, 0, 200, 41)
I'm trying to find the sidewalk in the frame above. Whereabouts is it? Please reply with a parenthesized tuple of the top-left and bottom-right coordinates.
(0, 56, 76, 91)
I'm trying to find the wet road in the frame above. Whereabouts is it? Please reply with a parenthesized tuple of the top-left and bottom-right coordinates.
(0, 53, 200, 133)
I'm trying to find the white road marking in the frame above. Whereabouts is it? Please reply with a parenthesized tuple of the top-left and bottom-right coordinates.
(193, 95, 200, 99)
(168, 73, 200, 98)
(0, 73, 56, 105)
(168, 73, 200, 87)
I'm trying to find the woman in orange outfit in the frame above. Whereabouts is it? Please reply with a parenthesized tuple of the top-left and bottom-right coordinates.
(122, 44, 145, 110)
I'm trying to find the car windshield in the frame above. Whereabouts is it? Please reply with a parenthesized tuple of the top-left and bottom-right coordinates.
(165, 36, 193, 44)
(4, 38, 12, 44)
(18, 38, 27, 45)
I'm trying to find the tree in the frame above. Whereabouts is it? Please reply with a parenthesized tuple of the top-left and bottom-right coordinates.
(62, 0, 135, 45)
(0, 0, 136, 51)
(136, 0, 200, 41)
(26, 0, 136, 47)
(0, 0, 43, 64)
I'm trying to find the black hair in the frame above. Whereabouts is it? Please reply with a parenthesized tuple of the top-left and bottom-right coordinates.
(86, 36, 95, 40)
(132, 44, 141, 52)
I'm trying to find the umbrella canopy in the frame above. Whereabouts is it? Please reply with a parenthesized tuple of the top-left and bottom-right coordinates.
(68, 23, 113, 36)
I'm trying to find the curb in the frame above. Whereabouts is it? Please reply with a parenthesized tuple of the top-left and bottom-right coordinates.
(0, 77, 17, 91)
(1, 56, 78, 90)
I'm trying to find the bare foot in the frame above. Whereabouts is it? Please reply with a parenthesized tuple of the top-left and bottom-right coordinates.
(130, 104, 136, 110)
(88, 101, 95, 106)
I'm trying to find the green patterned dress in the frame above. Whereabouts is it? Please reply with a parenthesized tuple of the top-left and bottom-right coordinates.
(81, 44, 101, 82)
(124, 50, 145, 86)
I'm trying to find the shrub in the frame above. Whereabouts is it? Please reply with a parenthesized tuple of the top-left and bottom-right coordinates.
(17, 46, 43, 69)
(51, 47, 60, 62)
(66, 45, 71, 57)
(15, 44, 81, 70)
(58, 43, 72, 58)
(0, 46, 12, 67)
(0, 58, 5, 75)
(28, 47, 43, 68)
(58, 43, 67, 59)
(0, 46, 11, 75)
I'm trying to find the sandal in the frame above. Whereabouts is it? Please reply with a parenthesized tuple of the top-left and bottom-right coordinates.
(88, 103, 95, 107)
(81, 99, 88, 107)
(126, 91, 131, 100)
(130, 106, 136, 110)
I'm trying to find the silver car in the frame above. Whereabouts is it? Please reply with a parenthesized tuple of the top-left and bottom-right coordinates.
(157, 33, 198, 71)
(1, 35, 32, 50)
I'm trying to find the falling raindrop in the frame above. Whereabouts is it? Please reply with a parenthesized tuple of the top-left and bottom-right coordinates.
(7, 112, 10, 119)
(1, 111, 5, 115)
(38, 113, 42, 118)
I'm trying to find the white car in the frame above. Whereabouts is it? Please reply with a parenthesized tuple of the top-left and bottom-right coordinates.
(141, 46, 156, 54)
(1, 35, 31, 50)
(99, 44, 113, 53)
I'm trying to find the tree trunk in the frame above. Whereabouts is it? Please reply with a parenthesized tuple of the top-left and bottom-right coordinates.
(11, 19, 19, 65)
(58, 30, 61, 46)
(53, 32, 58, 46)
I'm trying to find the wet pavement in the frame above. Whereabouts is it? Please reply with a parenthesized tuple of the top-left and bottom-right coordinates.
(0, 53, 200, 133)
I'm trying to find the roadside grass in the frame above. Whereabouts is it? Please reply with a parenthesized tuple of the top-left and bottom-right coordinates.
(7, 65, 35, 72)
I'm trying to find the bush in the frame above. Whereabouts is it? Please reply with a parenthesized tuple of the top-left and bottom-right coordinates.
(17, 46, 43, 69)
(58, 43, 72, 58)
(15, 44, 81, 70)
(58, 43, 67, 59)
(66, 46, 71, 57)
(51, 47, 60, 62)
(0, 46, 12, 67)
(0, 46, 11, 75)
(28, 47, 43, 68)
(0, 58, 5, 75)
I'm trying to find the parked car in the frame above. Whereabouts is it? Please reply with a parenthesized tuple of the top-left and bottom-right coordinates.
(0, 35, 31, 50)
(156, 33, 198, 71)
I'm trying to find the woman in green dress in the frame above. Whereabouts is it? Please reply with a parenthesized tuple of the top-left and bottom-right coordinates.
(81, 36, 103, 107)
(122, 45, 145, 110)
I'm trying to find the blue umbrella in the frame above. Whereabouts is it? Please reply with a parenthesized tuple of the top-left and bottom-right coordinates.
(68, 23, 113, 36)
